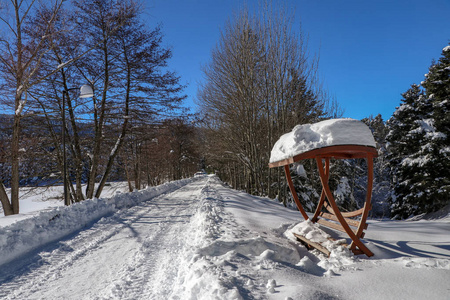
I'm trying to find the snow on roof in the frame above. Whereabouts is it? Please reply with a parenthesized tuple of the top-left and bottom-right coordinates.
(269, 118, 376, 163)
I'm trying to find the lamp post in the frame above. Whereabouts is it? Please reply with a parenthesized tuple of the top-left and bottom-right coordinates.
(62, 84, 94, 206)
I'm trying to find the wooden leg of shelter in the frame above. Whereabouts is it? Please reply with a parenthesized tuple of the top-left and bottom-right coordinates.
(349, 154, 375, 256)
(311, 158, 329, 223)
(284, 165, 309, 220)
(315, 157, 374, 257)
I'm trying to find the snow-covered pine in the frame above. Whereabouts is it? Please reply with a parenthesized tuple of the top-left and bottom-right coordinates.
(361, 115, 391, 217)
(387, 85, 431, 218)
(387, 44, 450, 218)
(420, 43, 450, 213)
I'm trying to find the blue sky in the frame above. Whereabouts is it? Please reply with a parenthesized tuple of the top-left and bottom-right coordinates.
(145, 0, 450, 121)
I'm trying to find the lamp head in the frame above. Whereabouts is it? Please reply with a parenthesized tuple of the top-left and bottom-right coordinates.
(79, 84, 94, 98)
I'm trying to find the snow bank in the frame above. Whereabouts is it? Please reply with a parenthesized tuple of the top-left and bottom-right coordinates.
(112, 178, 195, 209)
(172, 177, 245, 298)
(270, 118, 376, 163)
(285, 220, 357, 274)
(286, 220, 348, 255)
(0, 178, 197, 267)
(173, 177, 299, 298)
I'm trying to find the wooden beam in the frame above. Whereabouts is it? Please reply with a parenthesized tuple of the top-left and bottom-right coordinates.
(319, 212, 362, 228)
(317, 219, 358, 235)
(269, 144, 378, 168)
(284, 165, 309, 220)
(323, 202, 365, 218)
(293, 233, 331, 257)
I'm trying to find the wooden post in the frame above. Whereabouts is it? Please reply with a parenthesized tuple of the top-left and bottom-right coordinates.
(284, 165, 309, 220)
(311, 157, 330, 222)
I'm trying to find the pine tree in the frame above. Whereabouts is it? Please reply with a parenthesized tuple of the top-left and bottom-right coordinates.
(362, 114, 391, 217)
(387, 85, 431, 218)
(387, 44, 450, 218)
(326, 159, 359, 211)
(420, 44, 450, 211)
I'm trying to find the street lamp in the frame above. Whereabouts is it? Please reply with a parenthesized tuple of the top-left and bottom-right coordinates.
(62, 84, 94, 206)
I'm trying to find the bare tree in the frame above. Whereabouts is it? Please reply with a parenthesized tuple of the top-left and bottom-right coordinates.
(93, 16, 186, 198)
(198, 2, 341, 203)
(25, 0, 185, 203)
(0, 0, 65, 215)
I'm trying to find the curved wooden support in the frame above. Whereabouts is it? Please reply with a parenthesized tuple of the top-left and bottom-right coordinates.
(312, 190, 326, 222)
(322, 194, 366, 218)
(351, 153, 375, 254)
(284, 165, 309, 220)
(311, 158, 330, 222)
(316, 157, 374, 257)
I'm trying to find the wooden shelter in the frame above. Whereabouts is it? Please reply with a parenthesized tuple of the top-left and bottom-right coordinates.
(269, 119, 378, 257)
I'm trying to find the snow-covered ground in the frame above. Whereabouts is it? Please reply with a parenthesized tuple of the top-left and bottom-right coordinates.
(0, 175, 449, 299)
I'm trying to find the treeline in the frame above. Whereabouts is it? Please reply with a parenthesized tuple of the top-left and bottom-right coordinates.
(197, 4, 450, 219)
(0, 0, 198, 215)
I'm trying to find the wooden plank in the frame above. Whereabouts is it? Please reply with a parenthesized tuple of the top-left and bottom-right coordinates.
(319, 212, 361, 228)
(293, 233, 331, 257)
(323, 202, 364, 218)
(317, 219, 359, 235)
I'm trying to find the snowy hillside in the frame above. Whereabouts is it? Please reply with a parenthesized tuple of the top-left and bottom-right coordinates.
(0, 175, 449, 299)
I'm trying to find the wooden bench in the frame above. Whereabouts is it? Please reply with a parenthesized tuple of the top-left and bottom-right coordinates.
(269, 144, 377, 257)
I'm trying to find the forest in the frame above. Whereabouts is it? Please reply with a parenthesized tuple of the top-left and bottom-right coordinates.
(0, 0, 449, 220)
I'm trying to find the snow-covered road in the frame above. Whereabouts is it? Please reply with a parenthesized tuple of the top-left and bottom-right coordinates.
(0, 175, 449, 299)
(0, 179, 204, 299)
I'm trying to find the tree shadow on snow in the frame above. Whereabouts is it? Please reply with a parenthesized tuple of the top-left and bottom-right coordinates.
(365, 239, 450, 259)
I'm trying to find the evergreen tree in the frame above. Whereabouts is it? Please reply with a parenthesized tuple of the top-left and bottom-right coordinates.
(420, 44, 450, 211)
(285, 162, 320, 212)
(329, 160, 359, 211)
(387, 85, 430, 218)
(362, 114, 391, 217)
(387, 44, 450, 218)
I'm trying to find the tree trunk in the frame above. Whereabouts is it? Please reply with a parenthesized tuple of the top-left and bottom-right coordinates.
(0, 184, 14, 216)
(86, 39, 110, 199)
(124, 155, 134, 192)
(95, 131, 127, 198)
(11, 99, 22, 214)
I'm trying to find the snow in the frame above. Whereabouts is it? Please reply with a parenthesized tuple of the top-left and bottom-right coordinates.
(270, 118, 377, 163)
(57, 59, 74, 70)
(0, 175, 449, 299)
(15, 100, 25, 116)
(443, 45, 450, 52)
(0, 179, 195, 267)
(410, 119, 447, 141)
(295, 164, 307, 178)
